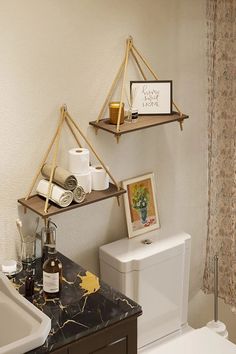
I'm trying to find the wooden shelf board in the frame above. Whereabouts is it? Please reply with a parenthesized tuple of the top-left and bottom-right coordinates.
(18, 183, 126, 219)
(89, 112, 189, 136)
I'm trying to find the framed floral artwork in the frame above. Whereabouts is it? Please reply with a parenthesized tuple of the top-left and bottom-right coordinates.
(122, 173, 160, 238)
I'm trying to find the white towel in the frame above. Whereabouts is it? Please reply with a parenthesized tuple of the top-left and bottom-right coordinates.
(36, 179, 73, 208)
(73, 186, 86, 203)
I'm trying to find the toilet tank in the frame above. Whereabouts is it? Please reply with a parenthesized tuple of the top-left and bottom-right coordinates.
(99, 230, 191, 348)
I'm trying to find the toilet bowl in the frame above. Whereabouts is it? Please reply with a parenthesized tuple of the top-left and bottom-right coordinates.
(139, 327, 236, 354)
(99, 229, 236, 353)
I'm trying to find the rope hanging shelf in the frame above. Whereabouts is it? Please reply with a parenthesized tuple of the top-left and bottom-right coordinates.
(18, 105, 125, 219)
(89, 36, 189, 143)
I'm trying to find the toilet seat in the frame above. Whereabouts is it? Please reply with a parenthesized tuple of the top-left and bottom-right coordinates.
(139, 327, 236, 354)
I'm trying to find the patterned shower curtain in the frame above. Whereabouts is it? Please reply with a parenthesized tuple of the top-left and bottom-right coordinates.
(203, 0, 236, 307)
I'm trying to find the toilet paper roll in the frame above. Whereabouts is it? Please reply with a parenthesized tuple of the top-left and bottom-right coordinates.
(74, 172, 92, 194)
(90, 166, 109, 191)
(68, 148, 90, 174)
(36, 179, 73, 208)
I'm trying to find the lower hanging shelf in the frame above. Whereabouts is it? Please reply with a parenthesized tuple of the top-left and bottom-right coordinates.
(18, 183, 126, 219)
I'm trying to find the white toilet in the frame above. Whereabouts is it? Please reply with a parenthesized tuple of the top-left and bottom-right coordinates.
(99, 229, 236, 353)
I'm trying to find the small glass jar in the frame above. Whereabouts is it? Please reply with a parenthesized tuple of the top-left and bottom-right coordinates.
(21, 235, 36, 265)
(131, 107, 139, 122)
(109, 102, 125, 125)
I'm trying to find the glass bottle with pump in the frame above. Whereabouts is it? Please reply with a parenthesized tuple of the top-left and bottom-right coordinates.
(42, 221, 62, 299)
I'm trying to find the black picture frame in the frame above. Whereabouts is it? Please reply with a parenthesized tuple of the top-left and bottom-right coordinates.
(130, 80, 173, 115)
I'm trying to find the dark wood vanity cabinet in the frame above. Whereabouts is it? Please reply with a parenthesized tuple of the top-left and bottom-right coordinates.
(52, 315, 138, 354)
(92, 338, 126, 354)
(52, 348, 68, 354)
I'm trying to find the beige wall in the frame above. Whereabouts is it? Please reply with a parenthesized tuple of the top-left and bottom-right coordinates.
(2, 0, 235, 343)
(0, 0, 207, 278)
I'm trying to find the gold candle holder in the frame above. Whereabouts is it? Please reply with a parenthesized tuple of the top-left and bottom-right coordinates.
(109, 102, 125, 125)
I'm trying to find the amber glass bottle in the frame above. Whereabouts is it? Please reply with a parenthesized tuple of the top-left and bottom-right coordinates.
(25, 265, 35, 299)
(43, 244, 62, 299)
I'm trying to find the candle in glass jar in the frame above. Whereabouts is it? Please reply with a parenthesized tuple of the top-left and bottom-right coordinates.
(109, 102, 125, 125)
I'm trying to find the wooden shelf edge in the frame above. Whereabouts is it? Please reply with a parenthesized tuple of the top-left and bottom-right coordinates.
(89, 112, 189, 137)
(18, 183, 126, 219)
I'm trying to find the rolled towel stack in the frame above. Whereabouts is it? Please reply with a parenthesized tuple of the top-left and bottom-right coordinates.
(41, 163, 77, 191)
(37, 163, 86, 207)
(36, 179, 74, 207)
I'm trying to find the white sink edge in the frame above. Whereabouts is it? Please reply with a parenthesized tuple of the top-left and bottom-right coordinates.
(0, 272, 51, 354)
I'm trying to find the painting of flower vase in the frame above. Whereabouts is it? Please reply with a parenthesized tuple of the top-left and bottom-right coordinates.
(122, 173, 160, 238)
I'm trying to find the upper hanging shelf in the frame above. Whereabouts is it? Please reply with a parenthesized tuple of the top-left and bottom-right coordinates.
(89, 36, 189, 143)
(90, 112, 189, 141)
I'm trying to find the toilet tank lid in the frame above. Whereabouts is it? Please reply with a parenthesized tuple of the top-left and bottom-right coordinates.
(99, 229, 191, 272)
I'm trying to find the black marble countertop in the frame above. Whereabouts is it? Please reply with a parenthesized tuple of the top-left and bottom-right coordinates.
(13, 253, 142, 353)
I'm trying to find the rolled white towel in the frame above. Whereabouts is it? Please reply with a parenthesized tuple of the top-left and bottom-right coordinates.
(36, 179, 73, 208)
(73, 186, 86, 203)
